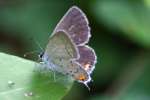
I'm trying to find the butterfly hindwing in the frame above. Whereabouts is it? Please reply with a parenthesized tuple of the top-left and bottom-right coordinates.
(76, 45, 97, 74)
(53, 6, 91, 45)
(63, 60, 91, 84)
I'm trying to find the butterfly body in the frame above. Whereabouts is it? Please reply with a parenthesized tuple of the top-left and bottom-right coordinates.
(40, 6, 97, 87)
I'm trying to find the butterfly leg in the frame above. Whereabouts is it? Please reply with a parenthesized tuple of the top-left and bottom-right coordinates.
(52, 71, 57, 82)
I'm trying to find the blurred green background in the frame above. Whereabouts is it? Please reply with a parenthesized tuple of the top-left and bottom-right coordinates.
(0, 0, 150, 100)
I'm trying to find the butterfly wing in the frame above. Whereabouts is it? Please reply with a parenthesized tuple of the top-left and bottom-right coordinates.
(53, 6, 91, 46)
(44, 30, 79, 60)
(64, 60, 91, 84)
(43, 31, 91, 83)
(76, 45, 97, 74)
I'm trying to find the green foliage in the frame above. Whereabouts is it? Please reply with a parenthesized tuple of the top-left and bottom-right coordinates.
(0, 53, 73, 100)
(0, 0, 150, 100)
(93, 0, 150, 48)
(0, 0, 73, 53)
(90, 52, 150, 100)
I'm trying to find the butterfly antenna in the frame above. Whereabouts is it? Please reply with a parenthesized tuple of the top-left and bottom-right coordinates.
(33, 38, 44, 51)
(24, 38, 44, 57)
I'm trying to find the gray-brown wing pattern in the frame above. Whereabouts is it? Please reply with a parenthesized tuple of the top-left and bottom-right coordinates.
(44, 31, 91, 84)
(53, 6, 91, 46)
(63, 60, 91, 84)
(76, 45, 97, 74)
(45, 31, 79, 61)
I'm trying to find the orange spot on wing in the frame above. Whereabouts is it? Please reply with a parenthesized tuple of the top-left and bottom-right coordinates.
(77, 74, 86, 81)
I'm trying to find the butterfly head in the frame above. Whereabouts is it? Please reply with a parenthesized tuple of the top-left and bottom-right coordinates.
(38, 52, 44, 59)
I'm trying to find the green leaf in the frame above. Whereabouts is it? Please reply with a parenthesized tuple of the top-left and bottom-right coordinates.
(0, 52, 73, 100)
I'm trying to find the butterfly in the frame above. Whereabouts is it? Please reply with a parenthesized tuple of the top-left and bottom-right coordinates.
(39, 6, 97, 88)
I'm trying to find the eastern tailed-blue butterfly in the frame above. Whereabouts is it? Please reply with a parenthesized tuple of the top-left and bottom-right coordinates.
(39, 6, 97, 88)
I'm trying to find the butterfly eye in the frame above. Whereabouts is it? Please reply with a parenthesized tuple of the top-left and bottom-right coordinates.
(39, 52, 44, 59)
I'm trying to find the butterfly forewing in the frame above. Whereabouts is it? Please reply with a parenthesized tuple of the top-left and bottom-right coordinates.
(45, 31, 79, 60)
(53, 6, 91, 46)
